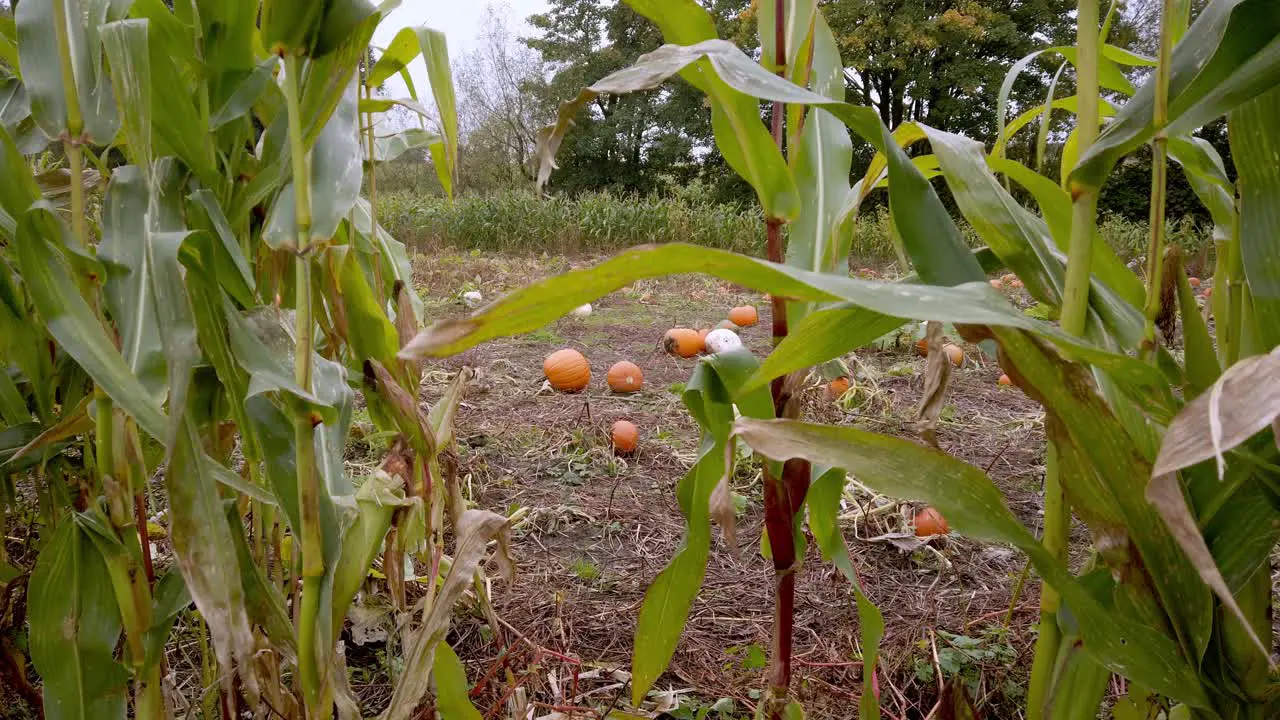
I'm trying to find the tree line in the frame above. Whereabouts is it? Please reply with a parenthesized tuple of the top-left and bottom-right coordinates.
(387, 0, 1228, 224)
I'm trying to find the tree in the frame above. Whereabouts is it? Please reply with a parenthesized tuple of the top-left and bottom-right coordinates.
(523, 0, 753, 197)
(454, 5, 552, 193)
(824, 0, 1079, 139)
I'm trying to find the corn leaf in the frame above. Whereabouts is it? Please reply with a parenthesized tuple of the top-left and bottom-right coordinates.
(265, 79, 362, 250)
(631, 350, 770, 704)
(806, 467, 882, 720)
(433, 642, 484, 720)
(733, 418, 1208, 708)
(1228, 86, 1280, 348)
(16, 0, 120, 142)
(1073, 0, 1280, 192)
(415, 27, 457, 198)
(29, 520, 128, 719)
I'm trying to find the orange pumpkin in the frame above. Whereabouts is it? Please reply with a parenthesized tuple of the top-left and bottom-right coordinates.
(942, 343, 964, 367)
(716, 319, 738, 331)
(1010, 279, 1024, 289)
(611, 420, 638, 454)
(913, 507, 949, 537)
(1202, 286, 1213, 298)
(997, 373, 1012, 386)
(1001, 273, 1016, 284)
(664, 328, 703, 358)
(915, 338, 929, 357)
(607, 361, 643, 393)
(697, 328, 711, 346)
(544, 349, 590, 392)
(1188, 276, 1201, 288)
(989, 278, 1004, 290)
(728, 305, 759, 327)
(827, 377, 851, 399)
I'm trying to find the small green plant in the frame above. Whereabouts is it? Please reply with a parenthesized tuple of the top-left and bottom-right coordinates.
(913, 628, 1023, 703)
(570, 558, 601, 581)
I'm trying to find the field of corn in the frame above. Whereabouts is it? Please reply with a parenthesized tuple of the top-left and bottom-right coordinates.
(2, 1, 1279, 720)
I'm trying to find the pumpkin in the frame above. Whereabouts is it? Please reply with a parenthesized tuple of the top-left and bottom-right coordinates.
(915, 338, 929, 357)
(989, 278, 1004, 290)
(544, 349, 590, 391)
(611, 420, 638, 454)
(571, 303, 593, 317)
(913, 507, 949, 537)
(1010, 279, 1024, 289)
(607, 361, 643, 393)
(716, 319, 738, 331)
(827, 377, 851, 399)
(697, 328, 711, 346)
(1188, 276, 1201, 288)
(1202, 286, 1213, 298)
(942, 343, 964, 367)
(664, 328, 703, 358)
(728, 305, 758, 327)
(997, 373, 1012, 386)
(1001, 273, 1016, 284)
(704, 328, 743, 354)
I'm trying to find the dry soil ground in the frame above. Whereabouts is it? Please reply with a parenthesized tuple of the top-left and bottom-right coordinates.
(377, 250, 1060, 720)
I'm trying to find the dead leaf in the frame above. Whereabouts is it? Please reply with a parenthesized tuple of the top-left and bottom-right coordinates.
(710, 441, 738, 553)
(1153, 347, 1280, 479)
(914, 320, 951, 448)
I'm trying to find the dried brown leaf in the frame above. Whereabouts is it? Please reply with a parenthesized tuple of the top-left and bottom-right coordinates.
(710, 441, 738, 553)
(1153, 347, 1280, 478)
(914, 320, 951, 448)
(380, 509, 511, 720)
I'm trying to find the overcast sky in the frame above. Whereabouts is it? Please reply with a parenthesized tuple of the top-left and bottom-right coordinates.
(372, 1, 550, 98)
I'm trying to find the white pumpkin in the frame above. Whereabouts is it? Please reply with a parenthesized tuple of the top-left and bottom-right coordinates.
(704, 328, 743, 354)
(571, 303, 593, 317)
(462, 290, 483, 307)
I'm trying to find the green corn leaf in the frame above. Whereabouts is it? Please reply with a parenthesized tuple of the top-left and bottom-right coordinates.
(631, 351, 768, 705)
(222, 503, 296, 656)
(15, 203, 167, 438)
(785, 14, 850, 326)
(260, 0, 375, 58)
(401, 243, 1169, 405)
(994, 327, 1212, 660)
(415, 27, 457, 199)
(1073, 0, 1280, 192)
(331, 470, 410, 637)
(994, 95, 1118, 159)
(1045, 640, 1111, 720)
(756, 0, 817, 75)
(99, 166, 166, 399)
(330, 245, 401, 376)
(350, 197, 420, 316)
(225, 304, 336, 424)
(427, 366, 473, 450)
(989, 157, 1144, 309)
(0, 365, 28, 426)
(186, 189, 256, 306)
(1229, 86, 1280, 348)
(806, 467, 882, 719)
(29, 520, 129, 719)
(210, 57, 279, 130)
(368, 27, 422, 87)
(433, 642, 484, 720)
(16, 0, 120, 142)
(733, 418, 1208, 709)
(1, 395, 91, 469)
(143, 571, 191, 670)
(0, 123, 40, 239)
(265, 80, 362, 250)
(1167, 136, 1235, 244)
(99, 20, 152, 168)
(1172, 259, 1220, 398)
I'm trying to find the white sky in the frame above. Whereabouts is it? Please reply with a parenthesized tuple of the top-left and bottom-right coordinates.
(372, 0, 550, 98)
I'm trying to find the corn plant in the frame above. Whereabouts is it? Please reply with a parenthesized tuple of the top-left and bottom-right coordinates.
(0, 1, 511, 718)
(403, 0, 1280, 717)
